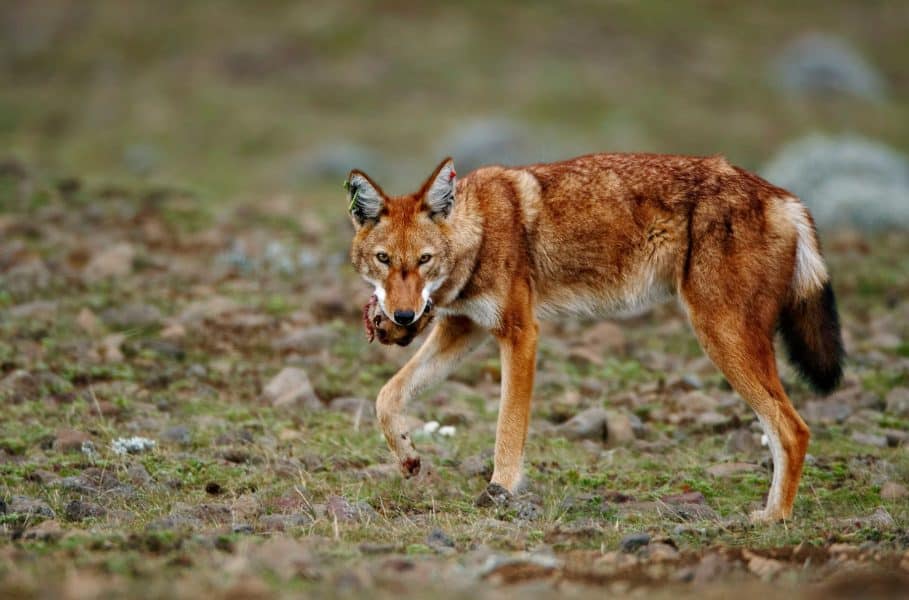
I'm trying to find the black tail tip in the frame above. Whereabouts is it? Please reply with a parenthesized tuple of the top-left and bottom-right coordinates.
(780, 281, 845, 396)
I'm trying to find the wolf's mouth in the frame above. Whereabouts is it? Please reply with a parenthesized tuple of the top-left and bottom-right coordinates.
(363, 295, 434, 346)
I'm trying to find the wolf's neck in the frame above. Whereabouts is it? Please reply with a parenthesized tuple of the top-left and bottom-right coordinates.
(433, 188, 484, 308)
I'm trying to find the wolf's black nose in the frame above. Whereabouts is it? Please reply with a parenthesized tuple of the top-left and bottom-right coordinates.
(394, 310, 415, 325)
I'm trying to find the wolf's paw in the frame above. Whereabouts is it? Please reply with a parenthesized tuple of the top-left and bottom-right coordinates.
(475, 483, 512, 508)
(400, 455, 422, 478)
(749, 508, 788, 524)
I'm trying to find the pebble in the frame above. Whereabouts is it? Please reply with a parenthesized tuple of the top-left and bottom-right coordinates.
(620, 532, 651, 553)
(64, 500, 107, 522)
(880, 481, 908, 501)
(262, 367, 321, 409)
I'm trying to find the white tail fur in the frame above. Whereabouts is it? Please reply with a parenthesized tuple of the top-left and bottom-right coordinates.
(782, 199, 828, 300)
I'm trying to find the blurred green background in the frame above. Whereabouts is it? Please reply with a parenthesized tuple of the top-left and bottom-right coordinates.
(2, 0, 907, 204)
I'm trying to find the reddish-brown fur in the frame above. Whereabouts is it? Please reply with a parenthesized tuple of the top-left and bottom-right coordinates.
(347, 153, 842, 522)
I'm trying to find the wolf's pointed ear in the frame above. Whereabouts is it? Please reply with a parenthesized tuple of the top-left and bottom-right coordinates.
(423, 158, 456, 219)
(345, 170, 385, 227)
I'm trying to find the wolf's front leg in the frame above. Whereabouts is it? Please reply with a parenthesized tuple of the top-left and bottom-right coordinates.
(490, 304, 539, 493)
(376, 315, 486, 477)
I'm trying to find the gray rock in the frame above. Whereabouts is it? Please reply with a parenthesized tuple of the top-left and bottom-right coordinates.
(880, 481, 908, 501)
(123, 143, 160, 176)
(8, 496, 54, 519)
(444, 118, 527, 172)
(706, 462, 761, 478)
(2, 260, 51, 297)
(556, 407, 608, 441)
(259, 513, 313, 531)
(84, 243, 136, 282)
(426, 528, 455, 553)
(127, 464, 153, 487)
(162, 425, 192, 445)
(478, 552, 562, 580)
(620, 532, 651, 553)
(328, 396, 374, 420)
(771, 33, 886, 101)
(262, 367, 320, 409)
(272, 326, 339, 353)
(801, 398, 854, 424)
(147, 513, 203, 531)
(296, 143, 381, 182)
(762, 135, 909, 232)
(459, 453, 493, 480)
(0, 370, 39, 402)
(101, 303, 163, 330)
(851, 431, 888, 448)
(885, 387, 909, 417)
(231, 523, 254, 535)
(475, 483, 512, 508)
(840, 507, 895, 529)
(64, 500, 107, 522)
(724, 429, 761, 456)
(53, 429, 92, 453)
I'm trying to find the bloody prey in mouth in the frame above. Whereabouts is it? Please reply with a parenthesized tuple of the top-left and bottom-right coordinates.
(362, 294, 434, 346)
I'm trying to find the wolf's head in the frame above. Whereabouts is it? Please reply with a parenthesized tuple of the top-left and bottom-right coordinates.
(347, 157, 457, 328)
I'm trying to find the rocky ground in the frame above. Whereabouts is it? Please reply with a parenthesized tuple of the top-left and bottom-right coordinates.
(1, 169, 908, 598)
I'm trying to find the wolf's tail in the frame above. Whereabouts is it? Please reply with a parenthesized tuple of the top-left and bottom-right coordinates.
(777, 201, 844, 395)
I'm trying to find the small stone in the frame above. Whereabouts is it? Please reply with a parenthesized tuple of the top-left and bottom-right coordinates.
(272, 326, 338, 353)
(64, 500, 107, 522)
(724, 429, 761, 455)
(605, 410, 637, 446)
(885, 387, 909, 417)
(840, 507, 896, 529)
(580, 321, 627, 353)
(232, 523, 254, 535)
(127, 464, 153, 487)
(359, 543, 397, 555)
(880, 481, 908, 501)
(706, 462, 761, 477)
(556, 407, 608, 441)
(76, 308, 102, 336)
(23, 519, 63, 541)
(162, 425, 191, 445)
(426, 528, 455, 553)
(262, 367, 321, 409)
(801, 398, 854, 424)
(459, 454, 493, 480)
(326, 495, 357, 522)
(743, 549, 785, 579)
(661, 491, 706, 505)
(101, 303, 163, 329)
(8, 496, 55, 519)
(511, 495, 544, 521)
(0, 370, 39, 402)
(259, 513, 312, 532)
(475, 483, 511, 508)
(851, 431, 888, 448)
(620, 532, 651, 553)
(696, 411, 734, 432)
(329, 397, 374, 420)
(53, 429, 92, 453)
(84, 243, 135, 282)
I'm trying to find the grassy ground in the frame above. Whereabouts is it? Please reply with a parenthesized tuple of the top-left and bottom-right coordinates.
(0, 164, 908, 599)
(2, 1, 909, 598)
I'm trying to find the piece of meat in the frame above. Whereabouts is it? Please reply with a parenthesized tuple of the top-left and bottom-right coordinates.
(362, 294, 434, 346)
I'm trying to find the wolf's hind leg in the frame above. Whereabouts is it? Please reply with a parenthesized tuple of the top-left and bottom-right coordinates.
(684, 305, 810, 522)
(376, 316, 486, 477)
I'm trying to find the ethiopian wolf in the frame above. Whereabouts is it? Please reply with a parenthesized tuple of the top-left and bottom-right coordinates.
(346, 153, 843, 522)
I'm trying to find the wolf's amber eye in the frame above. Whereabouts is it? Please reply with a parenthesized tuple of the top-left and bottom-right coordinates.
(418, 253, 432, 265)
(376, 252, 390, 264)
